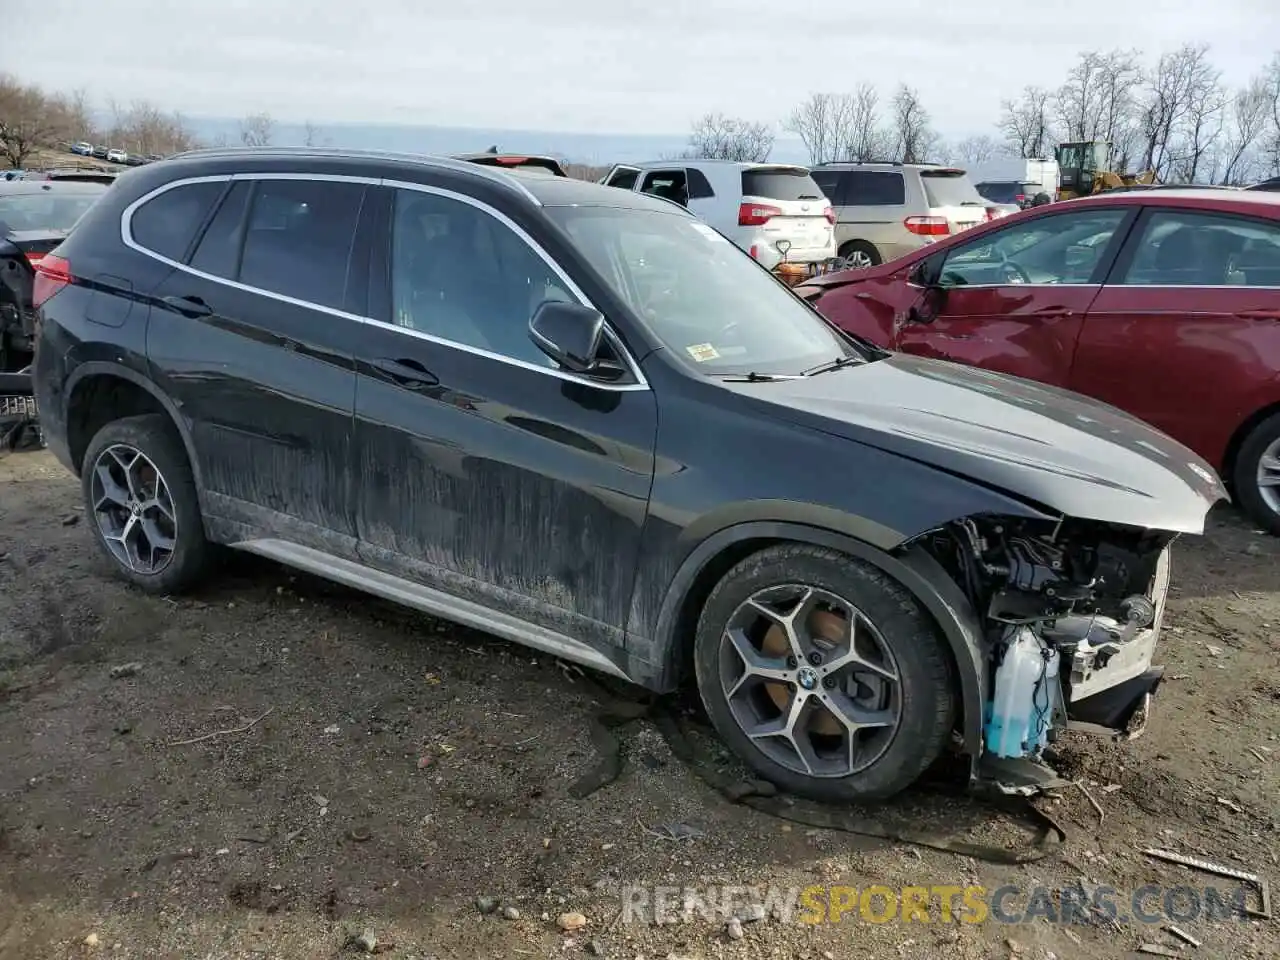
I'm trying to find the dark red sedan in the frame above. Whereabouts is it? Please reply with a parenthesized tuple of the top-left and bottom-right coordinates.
(798, 188, 1280, 533)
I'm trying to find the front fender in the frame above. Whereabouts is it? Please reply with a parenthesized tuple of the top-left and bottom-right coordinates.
(651, 520, 989, 758)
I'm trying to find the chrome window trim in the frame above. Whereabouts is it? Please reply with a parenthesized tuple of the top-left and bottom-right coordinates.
(119, 173, 650, 392)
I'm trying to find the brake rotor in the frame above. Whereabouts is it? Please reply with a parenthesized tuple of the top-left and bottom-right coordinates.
(760, 606, 847, 736)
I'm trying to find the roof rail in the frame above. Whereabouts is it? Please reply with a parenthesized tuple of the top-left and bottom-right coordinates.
(162, 145, 542, 204)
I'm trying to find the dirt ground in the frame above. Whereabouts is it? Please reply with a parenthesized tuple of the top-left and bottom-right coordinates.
(2, 446, 1278, 960)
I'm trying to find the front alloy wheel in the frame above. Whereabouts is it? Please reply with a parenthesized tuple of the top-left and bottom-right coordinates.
(694, 545, 954, 802)
(718, 584, 901, 779)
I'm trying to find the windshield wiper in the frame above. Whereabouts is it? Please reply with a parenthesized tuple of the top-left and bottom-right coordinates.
(718, 371, 801, 382)
(801, 355, 863, 377)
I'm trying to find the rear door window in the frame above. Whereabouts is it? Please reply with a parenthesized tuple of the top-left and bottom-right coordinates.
(843, 171, 905, 206)
(129, 180, 226, 262)
(639, 170, 689, 206)
(687, 167, 715, 199)
(189, 181, 252, 278)
(740, 168, 824, 202)
(1115, 210, 1280, 287)
(237, 179, 366, 311)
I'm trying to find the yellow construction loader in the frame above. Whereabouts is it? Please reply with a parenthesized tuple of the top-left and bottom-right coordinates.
(1055, 141, 1156, 200)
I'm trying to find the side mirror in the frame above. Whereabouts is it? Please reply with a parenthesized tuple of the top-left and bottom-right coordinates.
(907, 283, 947, 325)
(529, 301, 608, 374)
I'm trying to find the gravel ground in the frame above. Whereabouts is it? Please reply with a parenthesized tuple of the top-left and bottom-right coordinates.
(1, 447, 1278, 960)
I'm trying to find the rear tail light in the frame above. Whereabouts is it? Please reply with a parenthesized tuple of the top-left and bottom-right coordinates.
(904, 216, 950, 237)
(749, 244, 759, 259)
(739, 202, 782, 226)
(1015, 194, 1026, 203)
(24, 251, 45, 267)
(823, 206, 836, 225)
(32, 253, 72, 308)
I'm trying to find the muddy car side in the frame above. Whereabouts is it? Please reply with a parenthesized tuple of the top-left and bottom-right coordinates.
(31, 148, 1226, 802)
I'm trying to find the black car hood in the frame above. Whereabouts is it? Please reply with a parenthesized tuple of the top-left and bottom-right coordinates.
(722, 353, 1226, 534)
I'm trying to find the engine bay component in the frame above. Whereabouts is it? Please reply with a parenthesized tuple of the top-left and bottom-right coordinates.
(922, 514, 1175, 770)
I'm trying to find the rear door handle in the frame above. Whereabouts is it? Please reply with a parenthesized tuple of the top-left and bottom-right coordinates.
(1237, 309, 1280, 321)
(161, 295, 211, 318)
(1034, 308, 1074, 319)
(373, 357, 439, 389)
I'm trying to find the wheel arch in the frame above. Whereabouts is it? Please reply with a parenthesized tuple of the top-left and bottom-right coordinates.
(64, 362, 205, 504)
(650, 520, 988, 757)
(1222, 398, 1280, 487)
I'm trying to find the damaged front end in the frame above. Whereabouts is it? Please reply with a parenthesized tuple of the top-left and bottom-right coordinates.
(921, 513, 1176, 795)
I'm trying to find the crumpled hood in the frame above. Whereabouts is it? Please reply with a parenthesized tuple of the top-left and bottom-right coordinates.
(723, 353, 1227, 534)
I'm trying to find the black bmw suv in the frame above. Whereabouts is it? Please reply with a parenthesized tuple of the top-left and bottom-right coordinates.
(32, 147, 1225, 801)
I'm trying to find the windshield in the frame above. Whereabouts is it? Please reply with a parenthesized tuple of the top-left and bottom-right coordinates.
(920, 170, 985, 207)
(0, 192, 101, 233)
(547, 205, 860, 376)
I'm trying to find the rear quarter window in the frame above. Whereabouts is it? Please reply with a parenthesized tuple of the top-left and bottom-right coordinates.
(740, 169, 825, 202)
(129, 180, 226, 262)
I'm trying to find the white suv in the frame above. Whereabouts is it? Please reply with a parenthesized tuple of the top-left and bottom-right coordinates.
(599, 160, 836, 272)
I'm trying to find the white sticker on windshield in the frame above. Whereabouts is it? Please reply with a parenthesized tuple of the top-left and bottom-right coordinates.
(686, 343, 720, 362)
(688, 222, 728, 243)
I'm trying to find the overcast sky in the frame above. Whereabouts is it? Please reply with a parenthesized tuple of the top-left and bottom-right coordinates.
(10, 0, 1279, 138)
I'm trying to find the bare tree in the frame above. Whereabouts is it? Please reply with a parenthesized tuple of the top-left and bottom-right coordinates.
(785, 93, 840, 165)
(302, 120, 322, 147)
(1169, 56, 1225, 183)
(1218, 76, 1272, 184)
(953, 134, 1002, 166)
(889, 85, 937, 163)
(239, 112, 275, 148)
(1266, 53, 1280, 176)
(0, 74, 81, 167)
(106, 99, 200, 156)
(1052, 50, 1143, 171)
(999, 86, 1053, 157)
(1136, 44, 1216, 178)
(686, 113, 773, 162)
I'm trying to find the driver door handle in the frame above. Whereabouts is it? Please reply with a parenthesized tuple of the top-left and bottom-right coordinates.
(372, 357, 439, 389)
(1034, 308, 1074, 319)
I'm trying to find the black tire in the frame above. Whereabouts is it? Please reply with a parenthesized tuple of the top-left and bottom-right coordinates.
(1232, 412, 1280, 536)
(693, 544, 954, 802)
(837, 240, 881, 270)
(81, 413, 211, 593)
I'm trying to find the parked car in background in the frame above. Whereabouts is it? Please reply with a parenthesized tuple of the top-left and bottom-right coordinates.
(0, 178, 108, 369)
(2, 170, 26, 182)
(454, 151, 567, 177)
(965, 157, 1059, 203)
(70, 141, 95, 157)
(29, 146, 1224, 802)
(797, 188, 1280, 533)
(808, 162, 990, 270)
(145, 153, 165, 163)
(975, 180, 1048, 209)
(106, 149, 128, 164)
(29, 169, 117, 185)
(599, 159, 835, 275)
(1246, 177, 1280, 192)
(91, 146, 109, 160)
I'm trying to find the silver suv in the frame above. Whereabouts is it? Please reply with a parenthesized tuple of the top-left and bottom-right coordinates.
(809, 162, 990, 269)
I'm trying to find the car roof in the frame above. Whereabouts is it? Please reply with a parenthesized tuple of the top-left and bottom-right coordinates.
(0, 179, 109, 196)
(620, 159, 809, 172)
(1065, 187, 1280, 214)
(162, 146, 688, 215)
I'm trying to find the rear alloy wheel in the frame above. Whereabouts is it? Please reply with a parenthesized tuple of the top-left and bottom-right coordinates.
(693, 545, 954, 802)
(836, 240, 881, 271)
(81, 414, 211, 593)
(1233, 412, 1280, 536)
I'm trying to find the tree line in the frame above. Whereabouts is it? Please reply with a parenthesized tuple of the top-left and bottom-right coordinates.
(0, 74, 319, 169)
(688, 45, 1280, 186)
